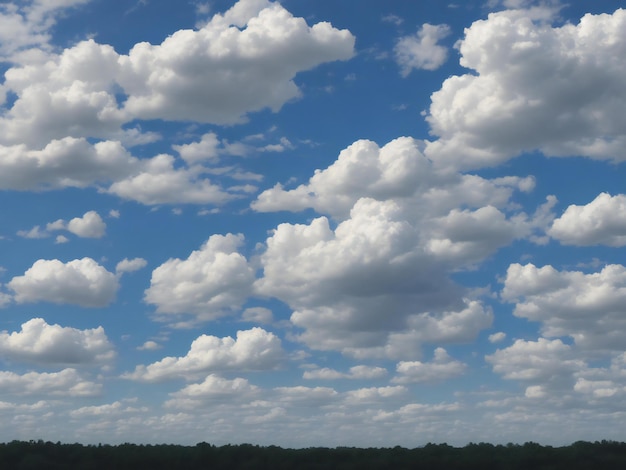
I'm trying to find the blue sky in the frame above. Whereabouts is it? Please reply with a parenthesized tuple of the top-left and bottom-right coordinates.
(0, 0, 626, 447)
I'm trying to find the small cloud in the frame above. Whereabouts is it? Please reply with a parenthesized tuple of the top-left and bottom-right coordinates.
(382, 14, 404, 26)
(17, 225, 48, 239)
(137, 341, 162, 351)
(395, 23, 452, 75)
(109, 210, 120, 219)
(115, 258, 148, 275)
(241, 307, 274, 324)
(488, 332, 507, 343)
(55, 235, 69, 244)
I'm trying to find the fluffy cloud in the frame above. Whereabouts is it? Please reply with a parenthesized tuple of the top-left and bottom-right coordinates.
(117, 0, 355, 123)
(165, 375, 260, 409)
(144, 234, 254, 322)
(0, 0, 90, 59)
(486, 338, 585, 383)
(0, 318, 115, 365)
(392, 348, 466, 384)
(0, 368, 101, 397)
(106, 154, 237, 205)
(395, 23, 451, 75)
(303, 365, 388, 380)
(115, 257, 147, 275)
(0, 138, 137, 191)
(501, 263, 626, 352)
(425, 8, 626, 169)
(124, 327, 283, 381)
(47, 210, 106, 238)
(549, 193, 626, 246)
(8, 258, 118, 307)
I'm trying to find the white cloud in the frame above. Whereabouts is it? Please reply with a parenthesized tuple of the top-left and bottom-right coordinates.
(17, 225, 48, 239)
(0, 318, 115, 365)
(549, 193, 626, 246)
(303, 365, 388, 380)
(241, 307, 273, 324)
(489, 332, 507, 343)
(0, 138, 137, 191)
(145, 234, 254, 322)
(8, 257, 119, 307)
(392, 348, 466, 384)
(117, 0, 355, 123)
(395, 23, 451, 75)
(501, 263, 626, 352)
(137, 341, 161, 351)
(47, 210, 106, 238)
(486, 338, 585, 382)
(165, 374, 260, 409)
(425, 8, 626, 169)
(115, 257, 148, 275)
(0, 368, 101, 397)
(124, 327, 283, 382)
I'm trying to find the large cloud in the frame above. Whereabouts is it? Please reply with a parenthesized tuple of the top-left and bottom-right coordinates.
(549, 193, 626, 246)
(1, 0, 355, 149)
(8, 258, 119, 307)
(0, 368, 101, 397)
(144, 234, 254, 323)
(425, 8, 626, 169)
(124, 327, 283, 382)
(0, 318, 115, 365)
(252, 137, 545, 358)
(501, 263, 626, 352)
(117, 0, 355, 123)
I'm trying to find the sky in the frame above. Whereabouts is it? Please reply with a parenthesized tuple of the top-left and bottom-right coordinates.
(0, 0, 625, 448)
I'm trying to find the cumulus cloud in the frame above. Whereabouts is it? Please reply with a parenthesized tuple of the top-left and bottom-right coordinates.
(395, 23, 451, 75)
(145, 234, 254, 323)
(486, 338, 585, 383)
(115, 257, 148, 275)
(124, 327, 283, 381)
(137, 341, 161, 351)
(8, 257, 119, 307)
(0, 318, 115, 365)
(549, 193, 626, 246)
(425, 8, 626, 169)
(501, 263, 626, 352)
(165, 374, 260, 408)
(0, 138, 137, 191)
(46, 210, 106, 238)
(303, 365, 388, 380)
(117, 0, 355, 123)
(392, 348, 466, 384)
(0, 368, 101, 397)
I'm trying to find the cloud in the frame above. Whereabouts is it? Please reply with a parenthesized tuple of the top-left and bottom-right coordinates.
(117, 0, 355, 123)
(486, 338, 584, 382)
(489, 332, 507, 343)
(106, 154, 237, 205)
(17, 225, 48, 239)
(145, 234, 254, 322)
(501, 263, 626, 352)
(392, 348, 466, 384)
(137, 341, 162, 351)
(0, 368, 101, 397)
(0, 0, 90, 59)
(8, 258, 119, 307)
(425, 8, 626, 169)
(165, 374, 260, 409)
(395, 23, 451, 75)
(115, 257, 148, 275)
(124, 327, 283, 381)
(0, 318, 115, 365)
(549, 193, 626, 246)
(0, 138, 139, 191)
(303, 365, 388, 380)
(47, 210, 106, 238)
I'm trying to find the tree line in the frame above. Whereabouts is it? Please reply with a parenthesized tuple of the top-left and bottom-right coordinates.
(2, 439, 626, 469)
